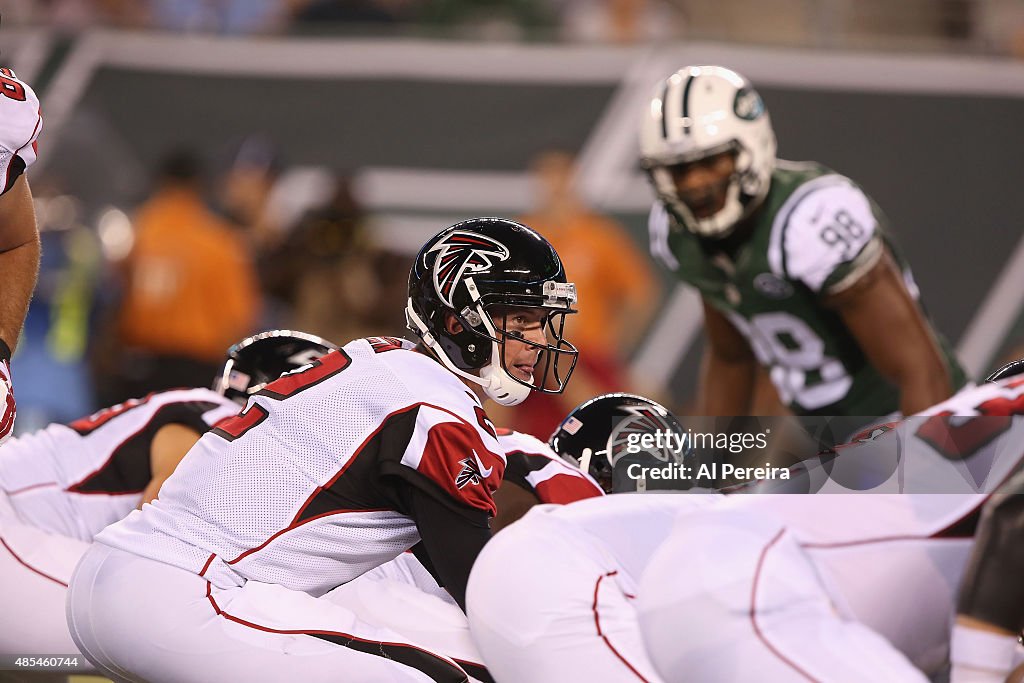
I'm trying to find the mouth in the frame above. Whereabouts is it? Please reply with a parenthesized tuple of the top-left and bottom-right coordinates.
(684, 194, 722, 218)
(510, 363, 535, 382)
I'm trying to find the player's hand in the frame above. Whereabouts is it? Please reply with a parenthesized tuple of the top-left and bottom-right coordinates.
(0, 358, 15, 444)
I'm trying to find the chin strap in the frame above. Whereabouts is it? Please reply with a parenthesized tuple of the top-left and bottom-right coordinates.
(479, 353, 531, 406)
(405, 298, 531, 407)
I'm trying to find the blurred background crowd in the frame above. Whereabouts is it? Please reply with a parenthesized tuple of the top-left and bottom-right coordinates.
(5, 0, 1024, 438)
(8, 0, 1024, 54)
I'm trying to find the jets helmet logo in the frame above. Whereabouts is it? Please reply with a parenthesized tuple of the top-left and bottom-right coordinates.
(428, 231, 510, 307)
(608, 406, 679, 465)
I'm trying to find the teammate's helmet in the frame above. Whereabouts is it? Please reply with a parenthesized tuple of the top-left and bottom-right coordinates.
(213, 330, 339, 405)
(549, 393, 690, 493)
(639, 65, 777, 238)
(986, 359, 1024, 383)
(406, 217, 579, 407)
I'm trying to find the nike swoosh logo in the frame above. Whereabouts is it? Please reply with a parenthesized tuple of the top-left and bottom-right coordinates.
(472, 449, 494, 478)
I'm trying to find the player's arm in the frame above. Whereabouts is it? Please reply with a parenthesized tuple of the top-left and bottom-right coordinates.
(0, 174, 40, 353)
(397, 481, 491, 612)
(139, 423, 204, 506)
(491, 479, 541, 533)
(950, 470, 1024, 683)
(825, 249, 952, 415)
(699, 298, 757, 415)
(783, 179, 953, 416)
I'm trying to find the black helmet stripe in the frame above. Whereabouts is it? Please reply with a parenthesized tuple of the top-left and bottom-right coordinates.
(681, 73, 696, 136)
(659, 80, 670, 139)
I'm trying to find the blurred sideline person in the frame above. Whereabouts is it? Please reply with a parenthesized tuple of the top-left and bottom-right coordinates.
(509, 150, 658, 437)
(107, 149, 260, 403)
(217, 134, 285, 253)
(260, 173, 409, 343)
(66, 218, 578, 682)
(0, 330, 334, 666)
(468, 375, 1024, 682)
(642, 65, 965, 422)
(0, 68, 43, 443)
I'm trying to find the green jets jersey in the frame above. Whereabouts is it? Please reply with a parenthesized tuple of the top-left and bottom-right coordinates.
(649, 160, 966, 417)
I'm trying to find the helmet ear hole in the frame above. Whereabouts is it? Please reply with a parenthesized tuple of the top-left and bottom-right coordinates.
(443, 312, 465, 336)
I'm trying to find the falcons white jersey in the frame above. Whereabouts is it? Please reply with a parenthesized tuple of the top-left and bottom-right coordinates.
(537, 490, 983, 673)
(496, 429, 603, 503)
(96, 337, 507, 597)
(529, 493, 723, 583)
(0, 388, 237, 542)
(679, 492, 985, 672)
(0, 68, 41, 193)
(744, 375, 1024, 496)
(342, 430, 603, 600)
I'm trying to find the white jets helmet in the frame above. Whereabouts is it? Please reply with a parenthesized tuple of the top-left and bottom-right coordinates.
(639, 65, 777, 238)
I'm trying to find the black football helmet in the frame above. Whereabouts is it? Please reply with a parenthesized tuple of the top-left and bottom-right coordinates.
(986, 359, 1024, 383)
(406, 217, 578, 406)
(549, 393, 692, 493)
(213, 330, 339, 405)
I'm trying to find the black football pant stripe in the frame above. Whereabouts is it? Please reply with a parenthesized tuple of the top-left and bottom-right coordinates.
(454, 659, 494, 683)
(310, 632, 469, 682)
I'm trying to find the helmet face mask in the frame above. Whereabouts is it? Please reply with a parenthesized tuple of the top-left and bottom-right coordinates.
(640, 65, 777, 238)
(479, 303, 577, 399)
(213, 330, 339, 405)
(406, 218, 578, 406)
(986, 359, 1024, 383)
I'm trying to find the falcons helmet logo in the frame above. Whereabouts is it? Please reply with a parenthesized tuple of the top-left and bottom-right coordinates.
(455, 457, 484, 489)
(608, 406, 680, 466)
(427, 231, 511, 307)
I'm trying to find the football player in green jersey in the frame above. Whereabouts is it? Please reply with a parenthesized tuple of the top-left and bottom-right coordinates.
(641, 65, 966, 419)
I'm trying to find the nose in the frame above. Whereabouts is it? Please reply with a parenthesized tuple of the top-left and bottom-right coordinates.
(522, 325, 547, 347)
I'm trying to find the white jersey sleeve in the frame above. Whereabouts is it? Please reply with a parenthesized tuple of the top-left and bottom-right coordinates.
(95, 340, 506, 596)
(0, 68, 41, 193)
(0, 388, 238, 541)
(496, 429, 603, 503)
(769, 175, 882, 295)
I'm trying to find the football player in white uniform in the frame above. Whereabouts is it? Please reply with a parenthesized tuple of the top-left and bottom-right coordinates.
(466, 394, 711, 682)
(0, 330, 335, 663)
(468, 376, 1024, 682)
(323, 399, 609, 680)
(0, 68, 43, 443)
(66, 217, 579, 683)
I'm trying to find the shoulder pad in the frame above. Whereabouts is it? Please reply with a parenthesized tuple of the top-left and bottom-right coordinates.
(0, 69, 42, 192)
(648, 202, 679, 271)
(768, 175, 877, 292)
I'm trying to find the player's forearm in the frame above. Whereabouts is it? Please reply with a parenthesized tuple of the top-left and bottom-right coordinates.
(699, 350, 756, 416)
(0, 236, 41, 353)
(897, 368, 953, 416)
(950, 487, 1024, 683)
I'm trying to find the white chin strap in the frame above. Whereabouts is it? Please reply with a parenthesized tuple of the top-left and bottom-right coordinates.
(479, 344, 532, 407)
(654, 165, 745, 238)
(692, 182, 743, 236)
(405, 298, 533, 407)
